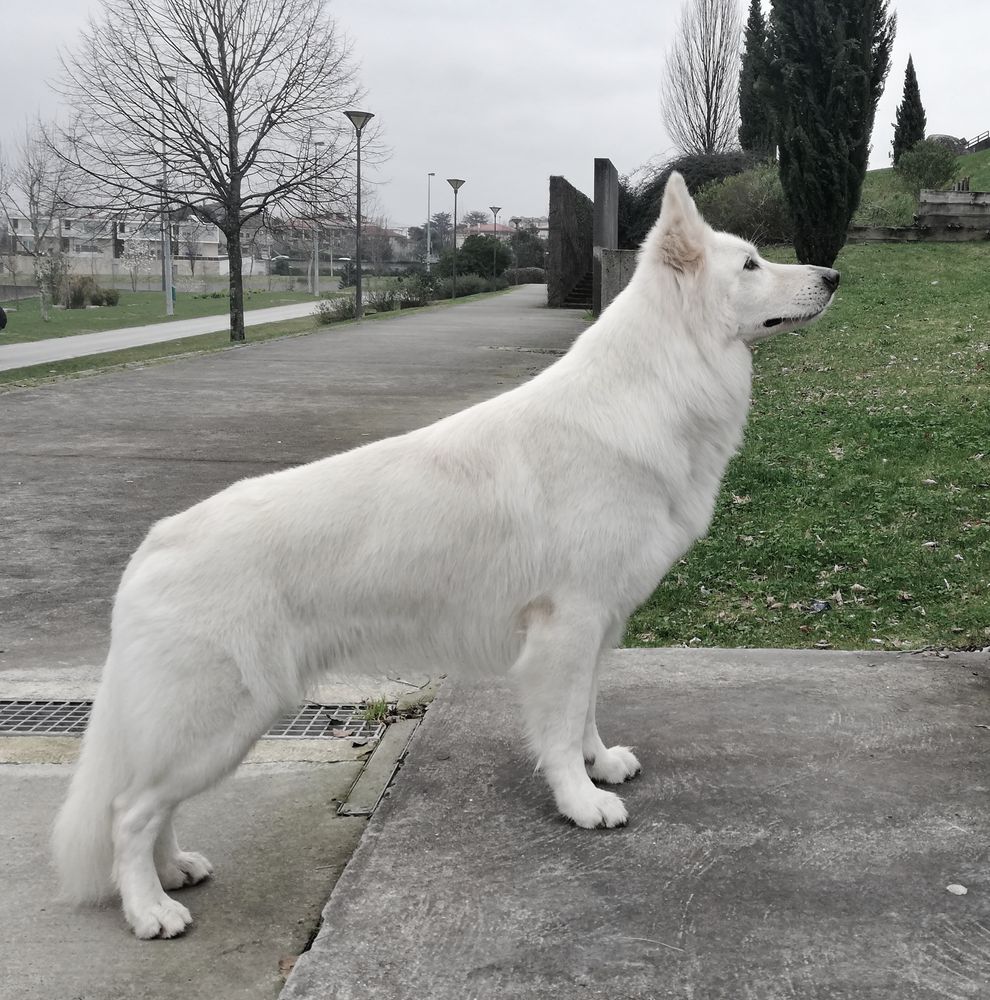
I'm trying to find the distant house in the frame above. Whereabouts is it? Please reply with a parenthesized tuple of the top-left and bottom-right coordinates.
(459, 221, 515, 246)
(3, 211, 224, 279)
(509, 215, 550, 240)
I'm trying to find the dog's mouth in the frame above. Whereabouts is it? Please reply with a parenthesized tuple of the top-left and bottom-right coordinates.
(763, 313, 815, 329)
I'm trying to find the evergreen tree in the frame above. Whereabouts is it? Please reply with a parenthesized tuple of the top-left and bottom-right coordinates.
(738, 0, 774, 157)
(891, 55, 926, 165)
(769, 0, 896, 266)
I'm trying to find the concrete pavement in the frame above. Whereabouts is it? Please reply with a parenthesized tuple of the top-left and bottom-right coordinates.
(283, 648, 990, 1000)
(0, 299, 328, 372)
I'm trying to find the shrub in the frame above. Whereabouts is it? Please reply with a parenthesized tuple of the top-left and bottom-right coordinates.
(435, 272, 490, 299)
(397, 274, 436, 308)
(314, 297, 357, 324)
(620, 151, 760, 248)
(88, 286, 121, 306)
(895, 138, 959, 195)
(64, 275, 100, 309)
(365, 288, 398, 313)
(504, 267, 546, 284)
(694, 165, 794, 245)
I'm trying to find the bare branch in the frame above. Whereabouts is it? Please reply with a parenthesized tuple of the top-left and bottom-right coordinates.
(50, 0, 373, 340)
(660, 0, 743, 156)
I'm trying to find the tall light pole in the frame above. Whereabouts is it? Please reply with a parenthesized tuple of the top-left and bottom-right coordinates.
(313, 139, 325, 297)
(447, 178, 465, 300)
(344, 110, 374, 319)
(160, 74, 176, 316)
(426, 172, 435, 273)
(489, 205, 501, 288)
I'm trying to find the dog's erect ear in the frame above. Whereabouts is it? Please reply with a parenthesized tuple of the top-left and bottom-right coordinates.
(655, 172, 705, 274)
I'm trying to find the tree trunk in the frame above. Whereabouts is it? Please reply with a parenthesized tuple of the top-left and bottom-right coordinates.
(227, 224, 245, 342)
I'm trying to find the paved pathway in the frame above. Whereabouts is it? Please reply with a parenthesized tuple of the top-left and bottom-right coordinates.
(0, 299, 325, 371)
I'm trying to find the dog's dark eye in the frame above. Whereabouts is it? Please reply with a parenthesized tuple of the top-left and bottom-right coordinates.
(743, 257, 759, 271)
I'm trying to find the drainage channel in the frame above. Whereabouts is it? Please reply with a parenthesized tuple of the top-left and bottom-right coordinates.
(0, 700, 387, 741)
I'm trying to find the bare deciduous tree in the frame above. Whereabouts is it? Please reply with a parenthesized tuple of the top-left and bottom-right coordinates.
(54, 0, 367, 341)
(0, 120, 79, 318)
(660, 0, 744, 156)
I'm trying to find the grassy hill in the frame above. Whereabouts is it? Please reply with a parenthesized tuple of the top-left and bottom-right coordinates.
(961, 146, 990, 188)
(854, 147, 990, 226)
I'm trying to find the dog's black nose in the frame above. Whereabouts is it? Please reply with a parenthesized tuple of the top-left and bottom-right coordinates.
(821, 269, 840, 292)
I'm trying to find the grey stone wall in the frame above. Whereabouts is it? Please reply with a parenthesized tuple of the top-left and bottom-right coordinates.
(592, 158, 619, 315)
(599, 249, 638, 313)
(547, 175, 593, 308)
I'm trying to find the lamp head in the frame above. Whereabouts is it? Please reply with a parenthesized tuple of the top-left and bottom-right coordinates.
(344, 110, 374, 133)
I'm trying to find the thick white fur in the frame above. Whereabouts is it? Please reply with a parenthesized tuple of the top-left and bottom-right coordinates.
(52, 174, 838, 938)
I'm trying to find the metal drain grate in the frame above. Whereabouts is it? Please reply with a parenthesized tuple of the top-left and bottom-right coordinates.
(265, 703, 386, 740)
(0, 700, 386, 741)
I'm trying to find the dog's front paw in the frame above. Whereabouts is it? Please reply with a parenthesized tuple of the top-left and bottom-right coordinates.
(588, 745, 641, 785)
(126, 896, 193, 940)
(557, 785, 628, 829)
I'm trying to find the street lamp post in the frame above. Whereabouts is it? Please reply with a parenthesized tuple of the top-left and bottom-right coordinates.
(446, 178, 465, 300)
(426, 172, 435, 273)
(313, 139, 325, 297)
(160, 74, 176, 316)
(344, 110, 374, 319)
(489, 205, 501, 288)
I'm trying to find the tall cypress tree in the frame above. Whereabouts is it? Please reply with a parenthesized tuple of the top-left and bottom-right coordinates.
(891, 56, 926, 164)
(738, 0, 774, 157)
(769, 0, 896, 266)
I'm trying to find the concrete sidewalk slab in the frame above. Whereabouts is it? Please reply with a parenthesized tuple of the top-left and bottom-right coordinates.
(283, 647, 990, 1000)
(1, 759, 368, 1000)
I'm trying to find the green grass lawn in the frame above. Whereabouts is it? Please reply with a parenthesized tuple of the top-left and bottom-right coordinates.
(0, 288, 341, 344)
(626, 241, 990, 652)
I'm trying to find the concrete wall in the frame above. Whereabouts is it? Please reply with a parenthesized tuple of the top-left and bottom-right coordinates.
(592, 158, 619, 315)
(918, 189, 990, 229)
(847, 225, 989, 243)
(849, 191, 990, 244)
(599, 249, 638, 313)
(547, 175, 593, 308)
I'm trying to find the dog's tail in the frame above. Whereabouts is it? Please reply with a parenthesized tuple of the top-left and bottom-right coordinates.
(52, 676, 130, 904)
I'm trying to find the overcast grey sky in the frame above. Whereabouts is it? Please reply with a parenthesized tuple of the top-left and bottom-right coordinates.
(2, 1, 987, 229)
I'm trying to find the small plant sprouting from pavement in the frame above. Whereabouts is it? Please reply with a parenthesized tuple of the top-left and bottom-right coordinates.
(361, 697, 391, 722)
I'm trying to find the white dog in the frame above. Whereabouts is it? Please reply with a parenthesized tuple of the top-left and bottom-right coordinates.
(53, 174, 838, 938)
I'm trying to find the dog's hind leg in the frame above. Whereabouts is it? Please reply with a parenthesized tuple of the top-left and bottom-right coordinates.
(114, 788, 194, 939)
(111, 669, 281, 938)
(511, 605, 628, 829)
(154, 814, 214, 891)
(582, 623, 641, 785)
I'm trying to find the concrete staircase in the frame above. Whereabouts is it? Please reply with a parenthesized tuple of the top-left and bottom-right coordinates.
(561, 270, 592, 309)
